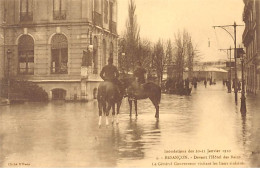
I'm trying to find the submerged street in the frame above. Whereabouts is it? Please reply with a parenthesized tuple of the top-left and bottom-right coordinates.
(1, 82, 260, 167)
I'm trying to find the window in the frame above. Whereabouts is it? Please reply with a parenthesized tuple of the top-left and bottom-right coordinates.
(104, 0, 108, 23)
(20, 0, 33, 21)
(93, 0, 102, 26)
(94, 0, 101, 13)
(18, 35, 34, 74)
(109, 2, 113, 22)
(52, 88, 66, 100)
(110, 42, 113, 60)
(3, 0, 6, 22)
(53, 0, 66, 20)
(109, 2, 117, 33)
(93, 37, 98, 74)
(103, 40, 107, 67)
(51, 34, 68, 74)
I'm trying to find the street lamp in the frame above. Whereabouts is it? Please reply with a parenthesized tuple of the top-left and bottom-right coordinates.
(7, 49, 12, 102)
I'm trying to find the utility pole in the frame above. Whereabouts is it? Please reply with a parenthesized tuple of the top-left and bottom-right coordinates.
(234, 22, 238, 103)
(213, 22, 244, 103)
(229, 47, 232, 93)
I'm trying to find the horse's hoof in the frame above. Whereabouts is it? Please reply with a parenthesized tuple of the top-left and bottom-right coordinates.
(98, 125, 101, 128)
(116, 122, 119, 125)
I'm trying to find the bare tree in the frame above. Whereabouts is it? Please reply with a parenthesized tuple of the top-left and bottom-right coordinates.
(174, 31, 186, 84)
(153, 39, 165, 86)
(124, 0, 140, 73)
(186, 35, 194, 79)
(173, 30, 198, 83)
(165, 39, 174, 79)
(138, 38, 152, 68)
(118, 38, 127, 73)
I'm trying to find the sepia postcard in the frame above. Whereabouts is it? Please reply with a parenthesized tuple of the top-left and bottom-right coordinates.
(1, 0, 260, 168)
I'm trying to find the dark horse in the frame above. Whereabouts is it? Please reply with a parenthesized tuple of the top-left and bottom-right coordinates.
(97, 81, 124, 127)
(124, 78, 161, 119)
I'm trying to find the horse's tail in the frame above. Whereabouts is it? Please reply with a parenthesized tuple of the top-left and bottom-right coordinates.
(158, 87, 161, 104)
(97, 83, 106, 102)
(144, 82, 161, 104)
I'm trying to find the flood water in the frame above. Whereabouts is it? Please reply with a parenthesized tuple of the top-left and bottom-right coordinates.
(1, 82, 260, 168)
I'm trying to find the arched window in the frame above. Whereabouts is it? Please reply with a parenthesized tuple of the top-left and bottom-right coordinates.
(93, 37, 98, 74)
(102, 39, 107, 67)
(51, 34, 68, 74)
(18, 35, 34, 74)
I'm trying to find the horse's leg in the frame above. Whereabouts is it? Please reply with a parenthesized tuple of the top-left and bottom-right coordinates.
(117, 101, 121, 115)
(128, 98, 132, 117)
(111, 103, 116, 125)
(98, 101, 103, 128)
(134, 99, 138, 117)
(116, 101, 122, 124)
(103, 102, 107, 116)
(150, 97, 160, 119)
(106, 103, 112, 126)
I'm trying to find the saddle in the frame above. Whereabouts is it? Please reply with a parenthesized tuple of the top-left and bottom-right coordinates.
(128, 81, 146, 99)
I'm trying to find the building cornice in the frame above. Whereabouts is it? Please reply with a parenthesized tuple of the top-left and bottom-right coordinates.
(1, 21, 118, 37)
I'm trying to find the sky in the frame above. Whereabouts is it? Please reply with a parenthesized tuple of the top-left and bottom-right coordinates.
(117, 0, 245, 62)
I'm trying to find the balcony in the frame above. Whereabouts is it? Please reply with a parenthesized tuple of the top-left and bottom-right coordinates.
(20, 12, 33, 22)
(93, 12, 102, 27)
(109, 21, 117, 34)
(53, 10, 66, 20)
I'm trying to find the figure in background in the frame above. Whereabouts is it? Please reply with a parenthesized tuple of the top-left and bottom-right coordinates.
(185, 78, 190, 89)
(238, 81, 241, 91)
(133, 61, 147, 86)
(204, 79, 207, 88)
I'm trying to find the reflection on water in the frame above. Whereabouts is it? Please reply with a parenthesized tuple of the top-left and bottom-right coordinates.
(0, 83, 260, 167)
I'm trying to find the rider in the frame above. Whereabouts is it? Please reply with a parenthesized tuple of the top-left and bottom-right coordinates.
(133, 61, 147, 85)
(100, 58, 120, 90)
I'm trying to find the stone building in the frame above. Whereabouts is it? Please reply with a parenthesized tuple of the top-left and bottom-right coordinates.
(0, 0, 118, 100)
(242, 0, 260, 94)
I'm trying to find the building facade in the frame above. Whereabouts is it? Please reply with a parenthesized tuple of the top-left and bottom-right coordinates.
(243, 0, 260, 94)
(0, 0, 118, 100)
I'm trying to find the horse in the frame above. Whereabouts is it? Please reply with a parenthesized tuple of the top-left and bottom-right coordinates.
(97, 80, 125, 127)
(122, 77, 161, 119)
